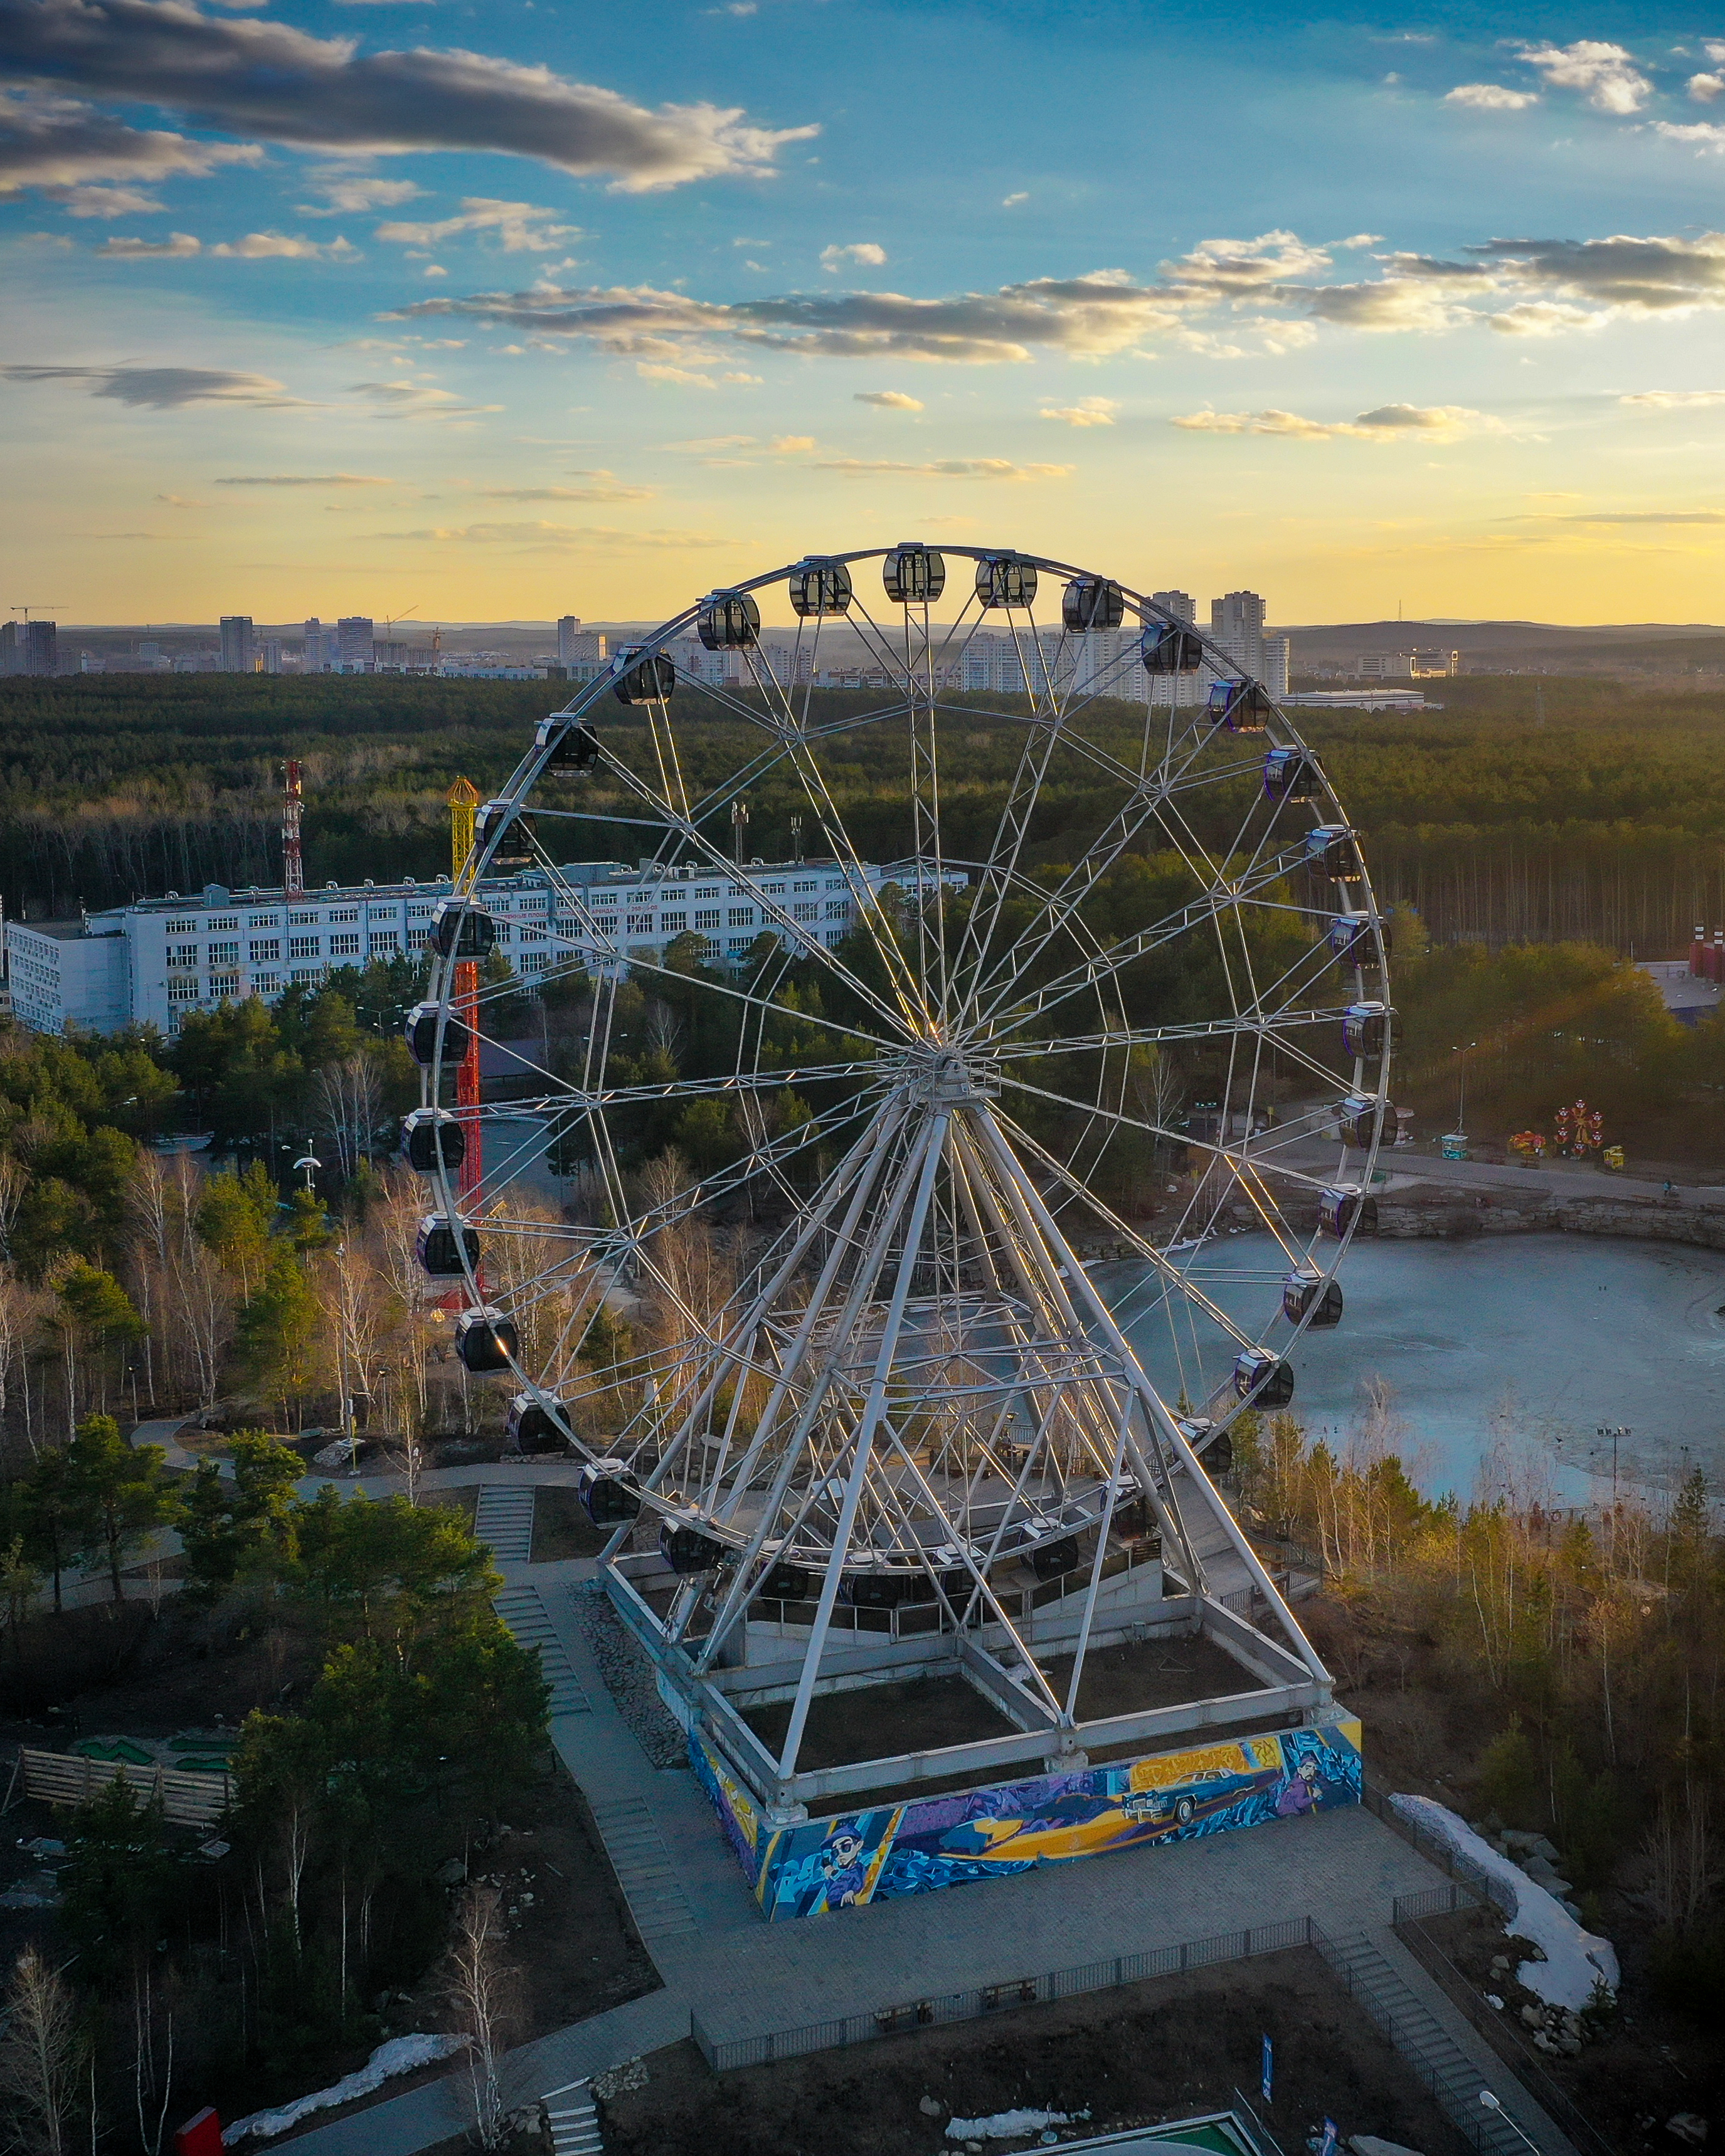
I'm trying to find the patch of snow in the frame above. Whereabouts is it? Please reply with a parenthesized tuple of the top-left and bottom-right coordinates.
(221, 2034, 469, 2143)
(1389, 1794, 1618, 2011)
(947, 2110, 1087, 2141)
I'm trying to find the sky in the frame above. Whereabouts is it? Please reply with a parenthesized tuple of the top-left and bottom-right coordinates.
(4, 0, 1725, 628)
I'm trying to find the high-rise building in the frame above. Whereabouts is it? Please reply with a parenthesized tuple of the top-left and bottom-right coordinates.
(0, 620, 58, 677)
(336, 616, 374, 672)
(262, 641, 284, 676)
(302, 618, 338, 672)
(1150, 590, 1196, 624)
(220, 616, 255, 674)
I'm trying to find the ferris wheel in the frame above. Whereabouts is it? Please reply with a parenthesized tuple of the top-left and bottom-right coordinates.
(403, 545, 1390, 1783)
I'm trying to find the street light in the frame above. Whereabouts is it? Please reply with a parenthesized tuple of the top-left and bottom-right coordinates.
(1450, 1042, 1477, 1138)
(1595, 1424, 1632, 1507)
(294, 1153, 321, 1191)
(1478, 2089, 1541, 2156)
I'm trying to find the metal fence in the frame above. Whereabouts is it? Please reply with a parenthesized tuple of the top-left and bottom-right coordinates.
(1308, 1923, 1552, 2156)
(691, 1916, 1315, 2071)
(1360, 1782, 1517, 1920)
(1391, 1905, 1611, 2156)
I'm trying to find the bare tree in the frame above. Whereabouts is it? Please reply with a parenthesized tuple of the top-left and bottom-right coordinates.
(1644, 1784, 1722, 1931)
(131, 1968, 174, 2156)
(445, 1887, 515, 2150)
(0, 1948, 86, 2156)
(317, 1053, 383, 1180)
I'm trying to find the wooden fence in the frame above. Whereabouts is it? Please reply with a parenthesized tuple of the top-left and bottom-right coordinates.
(13, 1748, 232, 1826)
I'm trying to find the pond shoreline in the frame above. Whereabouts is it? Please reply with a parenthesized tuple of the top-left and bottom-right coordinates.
(1376, 1179, 1725, 1252)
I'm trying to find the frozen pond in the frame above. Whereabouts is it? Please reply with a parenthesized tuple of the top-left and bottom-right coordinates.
(1108, 1233, 1725, 1503)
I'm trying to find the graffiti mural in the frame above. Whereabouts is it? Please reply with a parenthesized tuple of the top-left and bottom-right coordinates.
(692, 1718, 1363, 1921)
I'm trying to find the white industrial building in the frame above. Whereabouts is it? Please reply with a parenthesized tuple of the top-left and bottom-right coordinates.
(5, 856, 953, 1038)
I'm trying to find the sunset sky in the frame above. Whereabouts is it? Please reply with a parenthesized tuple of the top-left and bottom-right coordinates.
(4, 0, 1725, 626)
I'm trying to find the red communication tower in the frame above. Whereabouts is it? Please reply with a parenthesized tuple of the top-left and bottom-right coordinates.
(282, 759, 304, 897)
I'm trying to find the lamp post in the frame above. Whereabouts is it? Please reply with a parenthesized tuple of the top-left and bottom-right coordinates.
(1478, 2090, 1541, 2156)
(1451, 1040, 1477, 1139)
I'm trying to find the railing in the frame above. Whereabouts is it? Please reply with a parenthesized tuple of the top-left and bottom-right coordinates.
(1308, 1923, 1557, 2156)
(1360, 1782, 1517, 1920)
(690, 1915, 1315, 2071)
(1391, 1903, 1613, 2156)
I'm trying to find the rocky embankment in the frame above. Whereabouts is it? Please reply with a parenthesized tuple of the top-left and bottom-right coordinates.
(1376, 1179, 1725, 1249)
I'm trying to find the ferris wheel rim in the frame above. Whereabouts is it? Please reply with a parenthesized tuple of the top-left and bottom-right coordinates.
(418, 540, 1391, 1553)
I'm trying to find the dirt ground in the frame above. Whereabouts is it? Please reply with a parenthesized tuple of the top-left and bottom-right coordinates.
(744, 1673, 1015, 1770)
(599, 1949, 1473, 2156)
(531, 1485, 609, 1562)
(1043, 1635, 1263, 1723)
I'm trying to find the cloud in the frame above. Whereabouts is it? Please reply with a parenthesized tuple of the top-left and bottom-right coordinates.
(216, 471, 395, 484)
(349, 375, 500, 416)
(1488, 301, 1609, 336)
(812, 457, 1073, 478)
(1620, 389, 1725, 408)
(0, 86, 262, 195)
(1465, 233, 1725, 313)
(1171, 403, 1480, 440)
(300, 174, 422, 212)
(1159, 230, 1332, 295)
(1, 0, 818, 190)
(1002, 191, 1027, 207)
(155, 491, 206, 504)
(53, 181, 162, 214)
(209, 231, 358, 258)
(769, 433, 813, 451)
(854, 389, 922, 410)
(1445, 83, 1540, 110)
(1336, 233, 1383, 248)
(1040, 395, 1117, 426)
(1515, 40, 1650, 114)
(820, 241, 886, 271)
(399, 269, 1185, 362)
(95, 228, 200, 255)
(1553, 509, 1725, 524)
(1655, 121, 1725, 151)
(375, 197, 580, 251)
(635, 361, 720, 387)
(1689, 72, 1725, 102)
(374, 520, 726, 548)
(475, 481, 653, 500)
(0, 362, 304, 407)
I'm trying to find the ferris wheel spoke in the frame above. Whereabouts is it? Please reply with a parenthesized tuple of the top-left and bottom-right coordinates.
(1002, 1006, 1357, 1061)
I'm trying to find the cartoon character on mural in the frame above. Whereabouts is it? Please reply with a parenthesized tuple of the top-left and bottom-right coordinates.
(818, 1826, 871, 1908)
(1273, 1754, 1324, 1817)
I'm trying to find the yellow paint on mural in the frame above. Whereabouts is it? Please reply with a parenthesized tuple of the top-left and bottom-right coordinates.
(1128, 1740, 1258, 1793)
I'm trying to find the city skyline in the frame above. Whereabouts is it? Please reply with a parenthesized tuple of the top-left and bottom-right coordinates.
(4, 1, 1725, 625)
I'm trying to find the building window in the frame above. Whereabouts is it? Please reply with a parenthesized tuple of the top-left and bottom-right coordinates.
(169, 943, 199, 968)
(519, 925, 544, 942)
(761, 882, 786, 896)
(368, 931, 400, 954)
(825, 928, 846, 946)
(792, 902, 818, 922)
(407, 904, 430, 919)
(520, 951, 548, 973)
(693, 909, 721, 931)
(793, 880, 817, 894)
(627, 914, 654, 935)
(208, 940, 240, 966)
(164, 916, 198, 934)
(167, 979, 199, 1003)
(289, 936, 320, 960)
(659, 912, 687, 934)
(329, 933, 361, 957)
(824, 900, 849, 920)
(694, 887, 720, 901)
(247, 914, 280, 929)
(329, 907, 359, 923)
(289, 911, 319, 926)
(209, 973, 241, 997)
(728, 906, 755, 928)
(290, 965, 324, 984)
(249, 939, 281, 964)
(253, 973, 282, 997)
(207, 916, 238, 931)
(594, 914, 618, 935)
(727, 937, 753, 955)
(406, 928, 428, 951)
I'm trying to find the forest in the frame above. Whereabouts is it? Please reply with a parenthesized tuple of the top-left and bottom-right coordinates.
(8, 670, 1725, 951)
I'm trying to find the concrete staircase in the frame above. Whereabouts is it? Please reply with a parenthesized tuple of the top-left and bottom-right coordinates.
(587, 1794, 698, 1945)
(474, 1484, 537, 1563)
(541, 2081, 603, 2156)
(492, 1586, 590, 1716)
